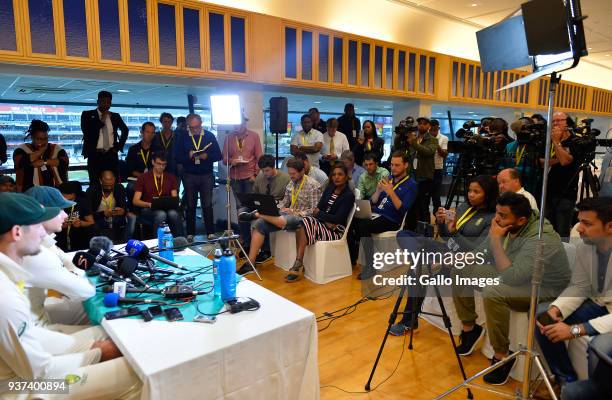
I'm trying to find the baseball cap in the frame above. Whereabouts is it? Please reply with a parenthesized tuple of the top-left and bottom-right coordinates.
(430, 119, 440, 127)
(25, 185, 76, 209)
(0, 192, 60, 235)
(416, 117, 431, 124)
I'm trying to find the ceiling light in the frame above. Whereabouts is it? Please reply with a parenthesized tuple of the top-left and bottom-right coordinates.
(606, 54, 610, 57)
(383, 105, 392, 109)
(117, 89, 130, 93)
(84, 98, 96, 101)
(314, 101, 322, 104)
(436, 112, 443, 115)
(588, 47, 592, 50)
(467, 111, 474, 114)
(471, 3, 478, 6)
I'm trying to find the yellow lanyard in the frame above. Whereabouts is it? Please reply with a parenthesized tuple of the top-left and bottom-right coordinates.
(16, 280, 25, 294)
(140, 148, 150, 167)
(301, 132, 308, 146)
(190, 133, 203, 151)
(455, 207, 478, 230)
(102, 192, 114, 210)
(290, 176, 307, 209)
(503, 232, 511, 250)
(515, 144, 526, 166)
(329, 136, 335, 153)
(66, 204, 75, 235)
(550, 146, 556, 159)
(154, 173, 164, 197)
(236, 136, 244, 153)
(392, 174, 410, 191)
(367, 140, 372, 151)
(161, 132, 173, 149)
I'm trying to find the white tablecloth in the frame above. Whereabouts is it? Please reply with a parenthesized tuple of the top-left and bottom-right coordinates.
(102, 247, 320, 400)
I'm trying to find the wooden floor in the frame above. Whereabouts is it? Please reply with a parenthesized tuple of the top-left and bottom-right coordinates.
(242, 259, 550, 400)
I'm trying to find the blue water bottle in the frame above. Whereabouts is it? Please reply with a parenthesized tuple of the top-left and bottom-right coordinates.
(160, 226, 174, 262)
(157, 222, 167, 249)
(212, 249, 222, 298)
(219, 240, 236, 302)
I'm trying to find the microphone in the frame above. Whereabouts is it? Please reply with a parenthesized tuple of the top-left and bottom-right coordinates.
(102, 286, 163, 294)
(116, 256, 150, 288)
(103, 292, 166, 307)
(89, 236, 114, 262)
(72, 252, 123, 280)
(125, 239, 183, 269)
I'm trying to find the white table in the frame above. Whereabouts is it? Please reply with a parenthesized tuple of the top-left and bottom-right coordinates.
(102, 247, 320, 400)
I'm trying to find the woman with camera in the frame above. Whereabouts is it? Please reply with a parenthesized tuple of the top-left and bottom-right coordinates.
(389, 175, 498, 336)
(354, 120, 385, 166)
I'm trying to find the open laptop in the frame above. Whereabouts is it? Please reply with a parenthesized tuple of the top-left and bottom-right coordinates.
(236, 193, 280, 216)
(354, 200, 380, 220)
(151, 196, 180, 211)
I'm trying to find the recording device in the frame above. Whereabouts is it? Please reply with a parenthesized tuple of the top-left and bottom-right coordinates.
(126, 239, 183, 269)
(571, 118, 603, 162)
(115, 256, 150, 288)
(453, 118, 505, 175)
(89, 236, 113, 262)
(103, 292, 166, 307)
(102, 283, 208, 299)
(164, 307, 184, 322)
(104, 307, 141, 320)
(536, 311, 556, 326)
(193, 315, 217, 324)
(227, 298, 260, 314)
(72, 251, 123, 279)
(141, 305, 163, 322)
(393, 116, 418, 138)
(514, 117, 547, 148)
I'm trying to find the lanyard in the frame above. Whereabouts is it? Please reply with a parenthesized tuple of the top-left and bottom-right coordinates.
(393, 174, 410, 191)
(102, 192, 114, 210)
(455, 207, 478, 230)
(515, 144, 526, 166)
(367, 140, 372, 151)
(290, 176, 307, 209)
(301, 132, 308, 146)
(236, 136, 244, 153)
(190, 133, 203, 151)
(154, 173, 164, 197)
(503, 232, 511, 250)
(161, 132, 173, 149)
(140, 148, 150, 167)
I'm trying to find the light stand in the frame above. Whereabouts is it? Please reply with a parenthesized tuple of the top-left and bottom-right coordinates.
(435, 72, 562, 400)
(217, 128, 262, 281)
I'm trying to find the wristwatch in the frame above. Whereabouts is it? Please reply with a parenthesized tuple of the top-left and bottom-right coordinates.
(570, 324, 582, 338)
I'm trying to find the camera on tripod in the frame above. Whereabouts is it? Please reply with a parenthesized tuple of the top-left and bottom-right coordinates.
(571, 118, 601, 162)
(394, 116, 418, 137)
(515, 117, 547, 149)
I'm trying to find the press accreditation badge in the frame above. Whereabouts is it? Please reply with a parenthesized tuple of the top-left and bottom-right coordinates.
(194, 157, 200, 165)
(352, 130, 357, 138)
(40, 165, 47, 172)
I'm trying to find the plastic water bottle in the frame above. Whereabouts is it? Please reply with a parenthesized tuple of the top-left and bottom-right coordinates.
(160, 226, 174, 262)
(219, 243, 236, 302)
(157, 222, 167, 249)
(212, 249, 222, 298)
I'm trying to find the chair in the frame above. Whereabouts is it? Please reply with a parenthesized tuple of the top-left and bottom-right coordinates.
(302, 204, 356, 284)
(357, 211, 409, 266)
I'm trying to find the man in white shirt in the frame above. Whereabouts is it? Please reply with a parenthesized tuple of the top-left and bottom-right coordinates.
(430, 119, 448, 211)
(24, 186, 95, 329)
(0, 192, 141, 399)
(290, 114, 324, 168)
(497, 168, 539, 212)
(320, 117, 350, 175)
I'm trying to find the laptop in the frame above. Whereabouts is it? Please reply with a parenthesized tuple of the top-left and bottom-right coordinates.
(236, 193, 280, 217)
(354, 200, 380, 220)
(151, 196, 180, 211)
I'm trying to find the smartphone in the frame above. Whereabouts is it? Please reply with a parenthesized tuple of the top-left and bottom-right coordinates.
(194, 315, 217, 324)
(141, 305, 163, 322)
(164, 307, 184, 322)
(537, 311, 556, 326)
(105, 307, 141, 320)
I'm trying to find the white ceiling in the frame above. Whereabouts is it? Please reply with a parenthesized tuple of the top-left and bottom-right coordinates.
(392, 0, 612, 70)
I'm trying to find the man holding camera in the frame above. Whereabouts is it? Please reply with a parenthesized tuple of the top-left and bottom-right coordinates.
(452, 192, 570, 385)
(407, 117, 438, 223)
(541, 112, 579, 239)
(535, 197, 611, 399)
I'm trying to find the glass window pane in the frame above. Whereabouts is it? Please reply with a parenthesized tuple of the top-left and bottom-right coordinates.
(318, 34, 329, 82)
(333, 37, 343, 83)
(98, 0, 121, 61)
(63, 0, 88, 57)
(374, 46, 383, 88)
(29, 0, 56, 54)
(301, 31, 312, 80)
(348, 40, 357, 85)
(209, 12, 225, 71)
(284, 27, 296, 78)
(0, 0, 16, 51)
(386, 48, 394, 89)
(157, 3, 177, 66)
(183, 8, 201, 69)
(428, 57, 436, 94)
(361, 43, 370, 86)
(398, 50, 406, 90)
(230, 16, 246, 73)
(419, 54, 426, 92)
(408, 52, 416, 91)
(127, 0, 149, 63)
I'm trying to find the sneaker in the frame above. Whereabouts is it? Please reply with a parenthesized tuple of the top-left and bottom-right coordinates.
(237, 262, 254, 276)
(389, 320, 418, 336)
(483, 356, 516, 385)
(256, 250, 272, 264)
(238, 210, 257, 222)
(456, 324, 485, 356)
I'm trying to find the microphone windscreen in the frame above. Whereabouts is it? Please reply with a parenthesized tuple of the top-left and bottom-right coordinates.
(126, 239, 148, 258)
(103, 292, 120, 307)
(90, 236, 113, 254)
(72, 251, 95, 270)
(118, 256, 139, 275)
(173, 236, 189, 248)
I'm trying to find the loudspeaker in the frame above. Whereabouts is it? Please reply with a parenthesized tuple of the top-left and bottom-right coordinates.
(269, 97, 288, 133)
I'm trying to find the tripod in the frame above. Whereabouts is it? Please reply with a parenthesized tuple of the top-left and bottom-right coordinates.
(577, 159, 599, 201)
(365, 262, 473, 399)
(445, 153, 477, 209)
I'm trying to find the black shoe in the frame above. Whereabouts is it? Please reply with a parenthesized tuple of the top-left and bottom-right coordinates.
(483, 356, 516, 385)
(237, 262, 254, 276)
(238, 211, 257, 222)
(456, 324, 485, 356)
(255, 250, 272, 264)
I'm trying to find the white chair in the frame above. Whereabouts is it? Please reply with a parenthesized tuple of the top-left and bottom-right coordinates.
(302, 204, 356, 284)
(271, 230, 297, 271)
(357, 211, 408, 267)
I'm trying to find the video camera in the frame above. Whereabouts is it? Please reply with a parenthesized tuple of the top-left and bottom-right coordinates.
(394, 116, 418, 137)
(454, 118, 507, 175)
(515, 117, 547, 148)
(571, 118, 602, 162)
